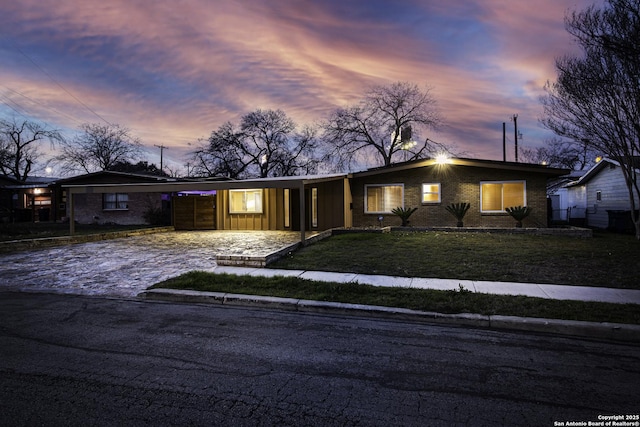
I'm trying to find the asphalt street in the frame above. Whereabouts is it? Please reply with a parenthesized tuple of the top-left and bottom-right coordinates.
(1, 292, 639, 426)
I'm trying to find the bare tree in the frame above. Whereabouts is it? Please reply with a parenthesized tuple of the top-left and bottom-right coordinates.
(519, 138, 597, 170)
(190, 122, 247, 179)
(323, 81, 443, 170)
(0, 118, 62, 181)
(57, 123, 143, 174)
(541, 0, 640, 238)
(191, 109, 319, 179)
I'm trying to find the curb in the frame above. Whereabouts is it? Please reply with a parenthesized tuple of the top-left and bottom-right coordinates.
(0, 226, 174, 254)
(139, 289, 640, 343)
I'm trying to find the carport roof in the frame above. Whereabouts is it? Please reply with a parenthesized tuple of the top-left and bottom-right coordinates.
(62, 173, 350, 194)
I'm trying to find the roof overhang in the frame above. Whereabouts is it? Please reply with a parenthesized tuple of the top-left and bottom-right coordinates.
(352, 157, 570, 178)
(62, 173, 350, 194)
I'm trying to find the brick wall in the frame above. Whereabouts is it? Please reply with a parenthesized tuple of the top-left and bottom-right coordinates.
(350, 164, 551, 228)
(70, 192, 162, 225)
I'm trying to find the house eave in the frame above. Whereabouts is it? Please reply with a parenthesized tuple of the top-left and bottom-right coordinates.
(62, 173, 350, 194)
(352, 157, 570, 178)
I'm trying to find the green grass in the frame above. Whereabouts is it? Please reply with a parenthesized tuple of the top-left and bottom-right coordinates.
(151, 271, 640, 325)
(0, 222, 158, 242)
(271, 231, 640, 289)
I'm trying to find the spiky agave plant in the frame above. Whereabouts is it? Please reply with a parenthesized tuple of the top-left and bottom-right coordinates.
(391, 206, 418, 227)
(445, 202, 470, 227)
(505, 206, 532, 228)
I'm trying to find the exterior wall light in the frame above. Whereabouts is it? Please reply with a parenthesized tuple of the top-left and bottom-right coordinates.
(435, 153, 450, 165)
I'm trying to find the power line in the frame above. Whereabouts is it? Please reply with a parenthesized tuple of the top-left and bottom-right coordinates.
(11, 43, 112, 126)
(0, 93, 30, 119)
(0, 85, 84, 125)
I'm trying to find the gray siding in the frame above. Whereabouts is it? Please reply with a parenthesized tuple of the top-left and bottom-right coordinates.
(587, 164, 639, 228)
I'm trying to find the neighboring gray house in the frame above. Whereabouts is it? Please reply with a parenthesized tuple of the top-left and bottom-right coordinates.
(547, 170, 585, 224)
(566, 158, 640, 231)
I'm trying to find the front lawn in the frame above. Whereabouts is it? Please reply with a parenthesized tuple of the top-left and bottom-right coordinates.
(270, 231, 640, 289)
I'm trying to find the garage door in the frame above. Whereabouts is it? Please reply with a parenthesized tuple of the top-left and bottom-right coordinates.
(172, 195, 216, 230)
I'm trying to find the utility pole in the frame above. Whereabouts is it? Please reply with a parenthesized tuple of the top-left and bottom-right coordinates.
(512, 114, 519, 162)
(154, 144, 168, 170)
(502, 122, 506, 162)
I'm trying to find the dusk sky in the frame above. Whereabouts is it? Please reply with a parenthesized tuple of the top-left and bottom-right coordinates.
(0, 0, 597, 174)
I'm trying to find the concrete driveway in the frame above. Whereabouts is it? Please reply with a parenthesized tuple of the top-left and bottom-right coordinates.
(0, 231, 303, 297)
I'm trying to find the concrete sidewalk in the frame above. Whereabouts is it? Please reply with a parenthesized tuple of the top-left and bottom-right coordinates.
(142, 267, 640, 342)
(212, 266, 640, 305)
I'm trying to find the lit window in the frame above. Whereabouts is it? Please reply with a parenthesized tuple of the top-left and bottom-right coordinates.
(480, 181, 526, 212)
(422, 183, 441, 203)
(365, 184, 403, 213)
(311, 187, 318, 228)
(229, 189, 263, 214)
(283, 189, 290, 228)
(103, 193, 128, 210)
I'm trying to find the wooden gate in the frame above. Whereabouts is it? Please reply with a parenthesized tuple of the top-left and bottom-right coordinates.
(172, 195, 216, 230)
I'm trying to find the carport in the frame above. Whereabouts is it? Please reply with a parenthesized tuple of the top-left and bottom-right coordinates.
(63, 174, 352, 244)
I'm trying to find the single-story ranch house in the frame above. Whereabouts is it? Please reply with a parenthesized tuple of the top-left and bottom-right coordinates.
(60, 157, 569, 242)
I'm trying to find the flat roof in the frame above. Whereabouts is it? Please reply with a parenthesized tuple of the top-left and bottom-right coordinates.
(63, 173, 350, 193)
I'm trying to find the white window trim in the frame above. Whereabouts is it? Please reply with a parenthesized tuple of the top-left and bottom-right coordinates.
(364, 183, 404, 214)
(480, 180, 527, 213)
(229, 189, 264, 214)
(421, 183, 441, 204)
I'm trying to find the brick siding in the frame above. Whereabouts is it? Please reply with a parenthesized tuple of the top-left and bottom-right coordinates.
(350, 164, 550, 228)
(70, 192, 162, 225)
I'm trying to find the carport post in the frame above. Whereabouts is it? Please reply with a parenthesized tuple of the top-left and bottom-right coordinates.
(299, 182, 306, 244)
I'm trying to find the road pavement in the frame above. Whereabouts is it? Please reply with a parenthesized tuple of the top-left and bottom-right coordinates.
(1, 292, 638, 426)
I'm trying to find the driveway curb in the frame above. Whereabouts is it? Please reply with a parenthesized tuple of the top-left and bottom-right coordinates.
(139, 289, 640, 343)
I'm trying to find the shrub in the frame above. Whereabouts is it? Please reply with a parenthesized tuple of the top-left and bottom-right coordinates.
(505, 206, 532, 228)
(445, 202, 471, 227)
(391, 206, 418, 227)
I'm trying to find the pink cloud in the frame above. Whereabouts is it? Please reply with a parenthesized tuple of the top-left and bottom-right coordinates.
(0, 0, 598, 171)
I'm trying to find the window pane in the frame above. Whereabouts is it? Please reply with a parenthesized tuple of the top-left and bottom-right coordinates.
(366, 187, 381, 212)
(311, 187, 318, 227)
(230, 191, 243, 212)
(482, 183, 502, 211)
(384, 186, 402, 211)
(103, 193, 116, 210)
(366, 185, 403, 213)
(284, 189, 290, 228)
(481, 182, 525, 212)
(422, 183, 440, 203)
(229, 189, 263, 213)
(503, 183, 524, 208)
(116, 193, 128, 209)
